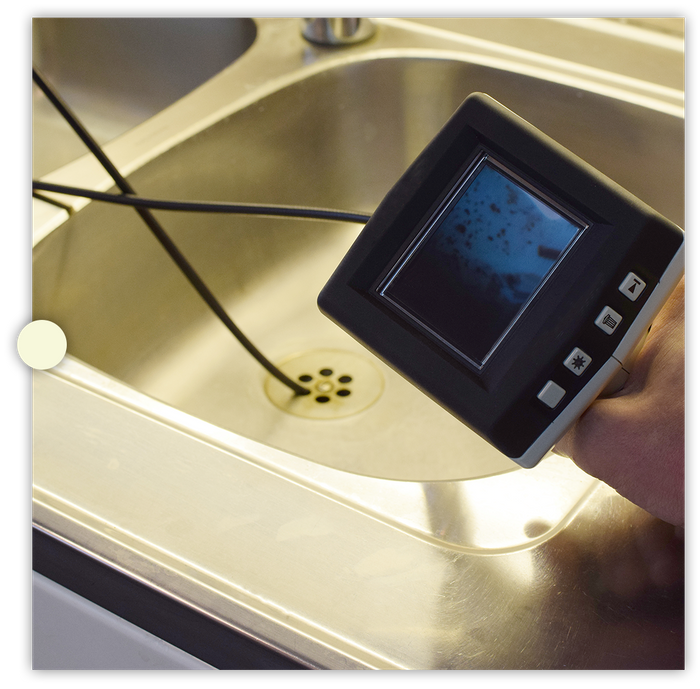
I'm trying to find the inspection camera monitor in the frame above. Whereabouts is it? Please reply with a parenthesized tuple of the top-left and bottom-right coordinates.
(318, 93, 684, 469)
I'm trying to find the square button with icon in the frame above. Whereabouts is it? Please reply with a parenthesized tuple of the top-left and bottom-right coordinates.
(595, 306, 623, 335)
(564, 347, 592, 376)
(618, 272, 646, 302)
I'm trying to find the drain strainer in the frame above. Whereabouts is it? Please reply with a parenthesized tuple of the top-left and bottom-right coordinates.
(264, 349, 384, 419)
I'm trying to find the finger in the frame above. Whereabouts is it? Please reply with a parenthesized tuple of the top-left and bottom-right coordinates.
(557, 393, 683, 525)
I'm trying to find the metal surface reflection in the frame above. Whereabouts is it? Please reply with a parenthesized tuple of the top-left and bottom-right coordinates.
(426, 498, 683, 669)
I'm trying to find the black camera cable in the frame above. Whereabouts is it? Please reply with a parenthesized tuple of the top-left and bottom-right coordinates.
(33, 67, 371, 397)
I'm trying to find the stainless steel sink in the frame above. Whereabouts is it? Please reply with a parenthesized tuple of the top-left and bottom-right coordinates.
(32, 18, 256, 177)
(32, 18, 685, 669)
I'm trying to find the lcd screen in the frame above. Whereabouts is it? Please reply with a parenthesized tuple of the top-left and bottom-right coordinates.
(378, 156, 585, 368)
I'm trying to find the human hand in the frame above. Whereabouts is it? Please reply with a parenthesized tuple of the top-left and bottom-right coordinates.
(553, 277, 685, 526)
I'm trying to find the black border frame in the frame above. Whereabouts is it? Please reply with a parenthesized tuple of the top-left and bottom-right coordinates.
(375, 148, 589, 372)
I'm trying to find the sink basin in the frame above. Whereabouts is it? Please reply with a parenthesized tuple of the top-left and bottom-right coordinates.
(33, 47, 684, 482)
(32, 18, 684, 669)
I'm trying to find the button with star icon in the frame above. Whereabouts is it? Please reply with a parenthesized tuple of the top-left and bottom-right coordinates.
(563, 347, 592, 376)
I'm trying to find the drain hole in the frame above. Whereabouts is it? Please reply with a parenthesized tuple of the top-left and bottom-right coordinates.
(265, 349, 384, 419)
(299, 368, 353, 401)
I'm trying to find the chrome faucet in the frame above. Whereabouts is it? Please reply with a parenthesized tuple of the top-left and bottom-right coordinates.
(301, 18, 376, 46)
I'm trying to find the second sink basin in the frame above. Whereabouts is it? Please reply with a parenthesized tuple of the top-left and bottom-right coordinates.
(32, 18, 257, 177)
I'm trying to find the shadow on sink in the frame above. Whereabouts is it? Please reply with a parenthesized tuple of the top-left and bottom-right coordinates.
(33, 54, 683, 485)
(32, 18, 257, 177)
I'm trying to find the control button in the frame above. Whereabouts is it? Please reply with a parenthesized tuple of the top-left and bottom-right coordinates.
(564, 347, 592, 376)
(595, 306, 623, 335)
(537, 380, 566, 409)
(618, 272, 646, 302)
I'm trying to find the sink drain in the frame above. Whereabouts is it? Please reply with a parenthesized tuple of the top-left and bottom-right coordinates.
(264, 349, 384, 419)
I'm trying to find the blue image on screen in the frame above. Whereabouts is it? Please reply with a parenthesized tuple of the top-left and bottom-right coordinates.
(382, 160, 583, 367)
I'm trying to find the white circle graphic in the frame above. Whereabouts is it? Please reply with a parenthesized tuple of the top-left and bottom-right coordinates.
(17, 320, 67, 370)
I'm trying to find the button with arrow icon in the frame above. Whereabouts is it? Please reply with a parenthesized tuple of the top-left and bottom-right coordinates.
(618, 272, 646, 302)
